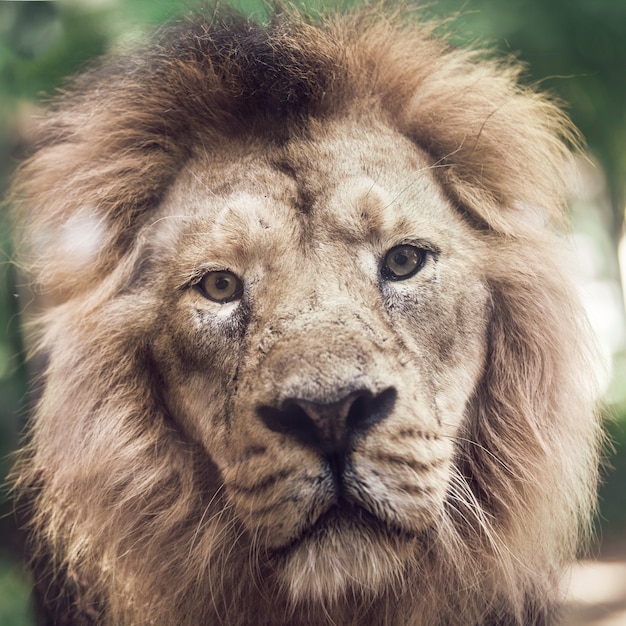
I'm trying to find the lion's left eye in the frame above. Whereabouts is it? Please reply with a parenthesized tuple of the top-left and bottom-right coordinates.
(382, 245, 426, 281)
(197, 271, 243, 303)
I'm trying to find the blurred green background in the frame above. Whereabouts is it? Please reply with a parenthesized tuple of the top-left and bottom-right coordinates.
(1, 1, 625, 623)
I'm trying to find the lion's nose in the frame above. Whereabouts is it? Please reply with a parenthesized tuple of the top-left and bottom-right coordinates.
(256, 387, 396, 469)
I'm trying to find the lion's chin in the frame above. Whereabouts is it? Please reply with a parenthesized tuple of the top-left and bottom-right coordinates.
(274, 504, 417, 605)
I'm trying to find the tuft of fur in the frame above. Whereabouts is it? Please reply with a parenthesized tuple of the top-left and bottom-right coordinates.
(10, 5, 601, 626)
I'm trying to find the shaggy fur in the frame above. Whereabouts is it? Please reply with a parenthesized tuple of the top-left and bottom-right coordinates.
(10, 5, 601, 626)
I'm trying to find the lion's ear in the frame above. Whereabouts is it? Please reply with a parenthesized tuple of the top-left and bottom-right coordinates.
(9, 104, 187, 304)
(393, 47, 578, 235)
(11, 196, 114, 304)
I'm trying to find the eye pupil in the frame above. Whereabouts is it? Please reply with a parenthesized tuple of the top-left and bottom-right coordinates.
(215, 276, 230, 291)
(383, 245, 425, 281)
(393, 252, 409, 266)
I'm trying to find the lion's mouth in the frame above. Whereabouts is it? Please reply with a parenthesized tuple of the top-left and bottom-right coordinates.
(274, 498, 414, 556)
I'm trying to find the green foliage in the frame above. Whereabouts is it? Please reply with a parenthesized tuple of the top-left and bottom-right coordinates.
(599, 413, 626, 541)
(0, 1, 109, 102)
(0, 552, 34, 626)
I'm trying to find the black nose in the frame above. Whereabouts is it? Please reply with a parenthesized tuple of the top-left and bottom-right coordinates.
(256, 388, 396, 467)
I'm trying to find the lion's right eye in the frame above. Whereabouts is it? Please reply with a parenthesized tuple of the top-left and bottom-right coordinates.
(197, 271, 243, 303)
(381, 245, 426, 281)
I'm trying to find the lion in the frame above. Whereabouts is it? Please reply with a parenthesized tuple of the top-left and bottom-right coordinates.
(9, 5, 602, 626)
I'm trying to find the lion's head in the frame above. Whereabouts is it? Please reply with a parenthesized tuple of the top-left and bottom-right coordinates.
(11, 7, 601, 626)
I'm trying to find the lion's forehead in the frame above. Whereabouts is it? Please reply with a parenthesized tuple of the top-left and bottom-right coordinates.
(155, 119, 472, 270)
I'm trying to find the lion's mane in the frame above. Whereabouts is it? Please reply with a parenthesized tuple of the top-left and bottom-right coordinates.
(10, 6, 601, 626)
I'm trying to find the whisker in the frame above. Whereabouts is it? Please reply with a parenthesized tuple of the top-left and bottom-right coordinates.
(441, 432, 526, 481)
(188, 483, 227, 558)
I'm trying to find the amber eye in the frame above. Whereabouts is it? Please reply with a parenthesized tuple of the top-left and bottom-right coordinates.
(198, 271, 243, 303)
(382, 245, 426, 280)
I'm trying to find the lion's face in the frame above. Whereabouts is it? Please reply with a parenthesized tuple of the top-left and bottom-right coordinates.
(145, 118, 489, 599)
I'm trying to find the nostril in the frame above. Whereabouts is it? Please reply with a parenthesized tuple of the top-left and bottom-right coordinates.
(346, 387, 397, 435)
(256, 402, 322, 449)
